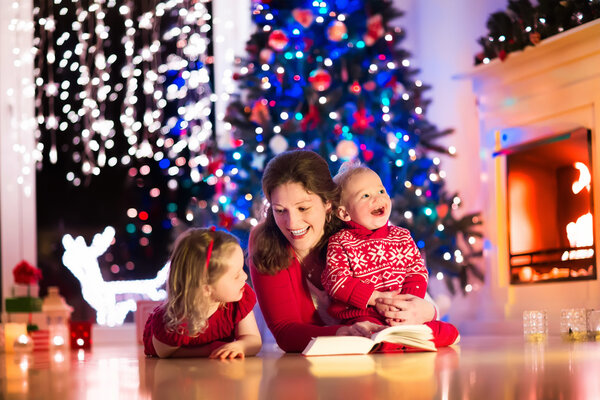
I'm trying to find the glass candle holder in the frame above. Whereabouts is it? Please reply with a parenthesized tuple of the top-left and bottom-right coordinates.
(523, 310, 548, 342)
(587, 310, 600, 341)
(560, 308, 588, 341)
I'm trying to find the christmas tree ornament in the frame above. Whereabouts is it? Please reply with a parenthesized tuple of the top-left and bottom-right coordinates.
(363, 81, 376, 91)
(327, 20, 347, 42)
(260, 48, 274, 64)
(529, 32, 541, 45)
(387, 132, 400, 149)
(364, 14, 384, 46)
(250, 100, 271, 126)
(269, 134, 289, 154)
(218, 212, 235, 229)
(250, 153, 267, 171)
(268, 30, 289, 51)
(309, 69, 332, 92)
(292, 8, 314, 28)
(336, 140, 359, 161)
(301, 104, 322, 131)
(352, 108, 374, 133)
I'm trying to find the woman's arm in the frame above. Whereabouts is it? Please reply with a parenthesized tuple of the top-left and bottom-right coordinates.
(209, 310, 262, 359)
(250, 263, 341, 353)
(152, 335, 226, 358)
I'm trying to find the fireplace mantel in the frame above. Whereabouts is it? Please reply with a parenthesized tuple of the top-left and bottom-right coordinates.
(463, 19, 600, 334)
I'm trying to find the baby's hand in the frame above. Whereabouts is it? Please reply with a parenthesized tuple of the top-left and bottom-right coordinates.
(368, 290, 400, 306)
(209, 341, 245, 360)
(385, 318, 403, 326)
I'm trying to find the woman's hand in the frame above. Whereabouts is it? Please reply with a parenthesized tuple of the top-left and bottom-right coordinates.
(374, 294, 435, 325)
(336, 321, 386, 338)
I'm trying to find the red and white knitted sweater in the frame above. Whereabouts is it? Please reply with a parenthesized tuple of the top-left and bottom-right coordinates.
(322, 220, 428, 321)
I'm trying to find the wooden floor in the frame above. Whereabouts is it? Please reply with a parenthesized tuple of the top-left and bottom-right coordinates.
(2, 334, 600, 400)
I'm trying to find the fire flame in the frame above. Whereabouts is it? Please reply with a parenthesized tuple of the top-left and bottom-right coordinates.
(562, 162, 594, 261)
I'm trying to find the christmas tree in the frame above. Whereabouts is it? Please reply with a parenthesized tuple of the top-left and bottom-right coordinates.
(221, 0, 483, 294)
(475, 0, 600, 65)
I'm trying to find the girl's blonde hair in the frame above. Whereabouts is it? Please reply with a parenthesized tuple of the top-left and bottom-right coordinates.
(164, 227, 240, 336)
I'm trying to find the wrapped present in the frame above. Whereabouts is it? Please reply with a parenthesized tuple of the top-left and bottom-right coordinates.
(135, 300, 162, 344)
(30, 329, 50, 352)
(6, 260, 43, 313)
(5, 297, 43, 313)
(70, 321, 92, 349)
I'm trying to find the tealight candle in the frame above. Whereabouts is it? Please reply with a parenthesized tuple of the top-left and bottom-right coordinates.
(523, 310, 547, 342)
(3, 323, 27, 353)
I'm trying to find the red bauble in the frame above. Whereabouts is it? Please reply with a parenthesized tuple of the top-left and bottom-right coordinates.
(268, 30, 289, 51)
(292, 8, 314, 28)
(308, 69, 332, 92)
(327, 20, 347, 42)
(364, 14, 384, 46)
(259, 48, 274, 64)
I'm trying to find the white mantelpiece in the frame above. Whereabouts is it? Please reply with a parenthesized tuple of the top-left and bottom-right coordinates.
(465, 19, 600, 334)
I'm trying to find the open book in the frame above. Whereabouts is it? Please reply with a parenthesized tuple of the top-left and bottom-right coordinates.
(302, 324, 436, 356)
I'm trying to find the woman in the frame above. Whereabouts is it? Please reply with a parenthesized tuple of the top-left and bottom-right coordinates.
(248, 149, 436, 352)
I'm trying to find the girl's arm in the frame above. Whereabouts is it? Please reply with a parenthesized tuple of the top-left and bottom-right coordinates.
(152, 335, 226, 358)
(209, 310, 262, 360)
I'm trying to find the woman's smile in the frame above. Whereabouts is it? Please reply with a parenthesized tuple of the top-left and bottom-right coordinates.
(270, 182, 331, 260)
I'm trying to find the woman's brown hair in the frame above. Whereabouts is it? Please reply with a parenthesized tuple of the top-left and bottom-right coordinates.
(248, 150, 343, 274)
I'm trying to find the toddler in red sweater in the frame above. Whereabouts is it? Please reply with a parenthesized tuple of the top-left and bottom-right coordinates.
(143, 227, 262, 359)
(322, 163, 459, 347)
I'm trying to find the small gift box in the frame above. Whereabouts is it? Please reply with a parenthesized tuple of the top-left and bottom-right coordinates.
(70, 321, 92, 350)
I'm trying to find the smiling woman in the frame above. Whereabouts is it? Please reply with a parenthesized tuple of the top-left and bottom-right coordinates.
(248, 150, 438, 353)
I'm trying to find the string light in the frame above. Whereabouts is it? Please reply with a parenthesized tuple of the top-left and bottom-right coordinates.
(35, 0, 216, 185)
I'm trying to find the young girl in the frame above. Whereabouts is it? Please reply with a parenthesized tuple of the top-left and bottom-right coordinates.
(143, 227, 262, 359)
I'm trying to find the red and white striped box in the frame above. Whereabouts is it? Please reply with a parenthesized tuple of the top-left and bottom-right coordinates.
(30, 329, 50, 352)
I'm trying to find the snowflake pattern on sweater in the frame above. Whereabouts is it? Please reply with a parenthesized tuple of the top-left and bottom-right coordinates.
(323, 221, 428, 311)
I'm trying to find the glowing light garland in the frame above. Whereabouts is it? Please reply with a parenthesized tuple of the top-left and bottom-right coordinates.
(34, 0, 216, 186)
(62, 227, 169, 326)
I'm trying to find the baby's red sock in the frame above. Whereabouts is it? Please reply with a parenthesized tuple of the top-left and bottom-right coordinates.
(424, 320, 460, 347)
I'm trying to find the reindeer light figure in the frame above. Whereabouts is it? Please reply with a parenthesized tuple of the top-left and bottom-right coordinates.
(62, 226, 169, 326)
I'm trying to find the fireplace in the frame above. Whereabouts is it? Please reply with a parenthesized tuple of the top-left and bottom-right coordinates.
(500, 127, 595, 284)
(462, 19, 600, 333)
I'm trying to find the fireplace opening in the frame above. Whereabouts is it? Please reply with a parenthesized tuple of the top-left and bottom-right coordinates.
(501, 128, 596, 284)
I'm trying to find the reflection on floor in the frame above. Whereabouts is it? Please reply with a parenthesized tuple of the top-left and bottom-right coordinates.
(2, 334, 600, 399)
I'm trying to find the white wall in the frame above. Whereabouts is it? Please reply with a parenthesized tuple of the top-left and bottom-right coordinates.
(0, 0, 37, 306)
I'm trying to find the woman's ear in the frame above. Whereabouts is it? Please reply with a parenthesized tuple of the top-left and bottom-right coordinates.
(336, 206, 351, 221)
